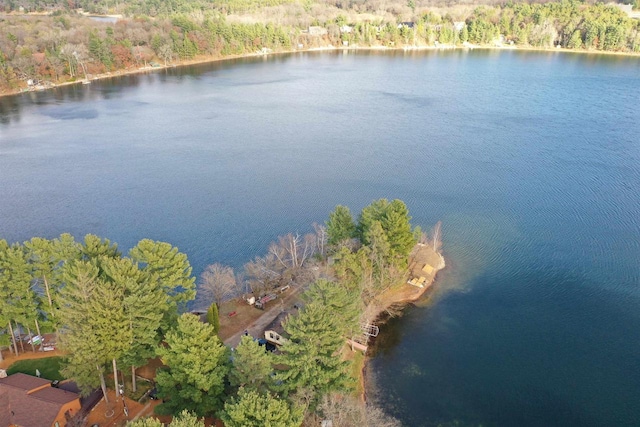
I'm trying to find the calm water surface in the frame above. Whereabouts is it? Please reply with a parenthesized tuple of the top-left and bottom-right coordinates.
(1, 50, 639, 426)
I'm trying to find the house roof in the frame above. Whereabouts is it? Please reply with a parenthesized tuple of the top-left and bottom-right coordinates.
(31, 386, 80, 405)
(0, 373, 50, 391)
(58, 380, 81, 394)
(0, 374, 80, 427)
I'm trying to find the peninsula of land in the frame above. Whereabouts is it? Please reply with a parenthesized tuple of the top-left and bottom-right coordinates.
(0, 199, 442, 426)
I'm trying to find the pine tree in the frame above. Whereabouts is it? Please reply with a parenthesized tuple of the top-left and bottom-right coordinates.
(383, 199, 416, 264)
(127, 411, 203, 427)
(365, 220, 391, 265)
(58, 260, 109, 397)
(206, 302, 220, 334)
(357, 199, 416, 266)
(129, 239, 196, 328)
(0, 240, 19, 357)
(102, 256, 166, 393)
(81, 234, 120, 260)
(24, 234, 81, 331)
(24, 237, 57, 327)
(356, 199, 390, 245)
(302, 279, 361, 338)
(0, 242, 41, 355)
(168, 410, 206, 427)
(276, 303, 351, 398)
(155, 314, 229, 417)
(127, 418, 163, 427)
(229, 335, 274, 392)
(80, 235, 129, 398)
(326, 205, 356, 246)
(460, 25, 469, 43)
(568, 30, 583, 49)
(220, 388, 303, 427)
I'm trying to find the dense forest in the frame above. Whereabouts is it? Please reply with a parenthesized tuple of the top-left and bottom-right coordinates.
(1, 199, 426, 426)
(0, 0, 639, 93)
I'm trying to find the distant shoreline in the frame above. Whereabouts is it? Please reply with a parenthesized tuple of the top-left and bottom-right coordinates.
(2, 44, 639, 100)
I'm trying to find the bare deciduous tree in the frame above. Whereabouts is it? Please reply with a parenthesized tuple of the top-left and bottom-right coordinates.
(244, 254, 281, 297)
(268, 233, 316, 270)
(313, 223, 327, 258)
(317, 393, 401, 427)
(199, 263, 237, 308)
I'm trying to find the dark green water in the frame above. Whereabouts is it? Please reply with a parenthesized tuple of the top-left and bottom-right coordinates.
(1, 50, 639, 426)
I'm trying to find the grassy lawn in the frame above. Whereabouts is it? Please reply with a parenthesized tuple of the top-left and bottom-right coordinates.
(341, 344, 366, 398)
(6, 356, 64, 381)
(218, 298, 265, 341)
(350, 350, 366, 397)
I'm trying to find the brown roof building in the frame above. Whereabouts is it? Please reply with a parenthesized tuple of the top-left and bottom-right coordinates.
(0, 373, 81, 427)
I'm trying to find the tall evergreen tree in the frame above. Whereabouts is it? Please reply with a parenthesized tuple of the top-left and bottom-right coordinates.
(87, 267, 132, 398)
(229, 335, 274, 392)
(364, 220, 391, 265)
(81, 234, 120, 260)
(206, 302, 220, 334)
(58, 260, 110, 398)
(326, 205, 356, 246)
(24, 234, 81, 331)
(356, 199, 391, 245)
(127, 418, 163, 427)
(129, 239, 196, 326)
(167, 411, 206, 427)
(220, 388, 303, 427)
(0, 240, 19, 357)
(0, 242, 40, 355)
(383, 199, 416, 263)
(105, 256, 167, 393)
(302, 279, 361, 338)
(276, 303, 351, 398)
(357, 199, 415, 266)
(127, 411, 204, 427)
(155, 313, 229, 417)
(24, 237, 57, 327)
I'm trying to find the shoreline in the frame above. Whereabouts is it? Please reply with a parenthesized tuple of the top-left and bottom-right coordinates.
(2, 44, 639, 100)
(359, 244, 446, 403)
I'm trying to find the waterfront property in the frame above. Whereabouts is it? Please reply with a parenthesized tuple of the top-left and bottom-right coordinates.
(0, 373, 81, 427)
(1, 51, 639, 426)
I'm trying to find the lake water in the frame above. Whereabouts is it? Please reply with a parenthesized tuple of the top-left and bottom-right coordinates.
(1, 50, 639, 426)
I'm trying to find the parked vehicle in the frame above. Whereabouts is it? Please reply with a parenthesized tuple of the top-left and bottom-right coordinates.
(257, 339, 277, 352)
(148, 387, 158, 400)
(261, 293, 277, 304)
(254, 293, 278, 310)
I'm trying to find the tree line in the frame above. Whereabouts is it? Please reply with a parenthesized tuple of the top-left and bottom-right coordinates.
(416, 1, 640, 51)
(0, 235, 194, 399)
(2, 1, 640, 93)
(168, 199, 418, 425)
(0, 13, 292, 91)
(1, 198, 420, 425)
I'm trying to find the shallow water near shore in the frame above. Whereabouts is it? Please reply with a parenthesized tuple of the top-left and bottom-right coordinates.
(1, 50, 639, 426)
